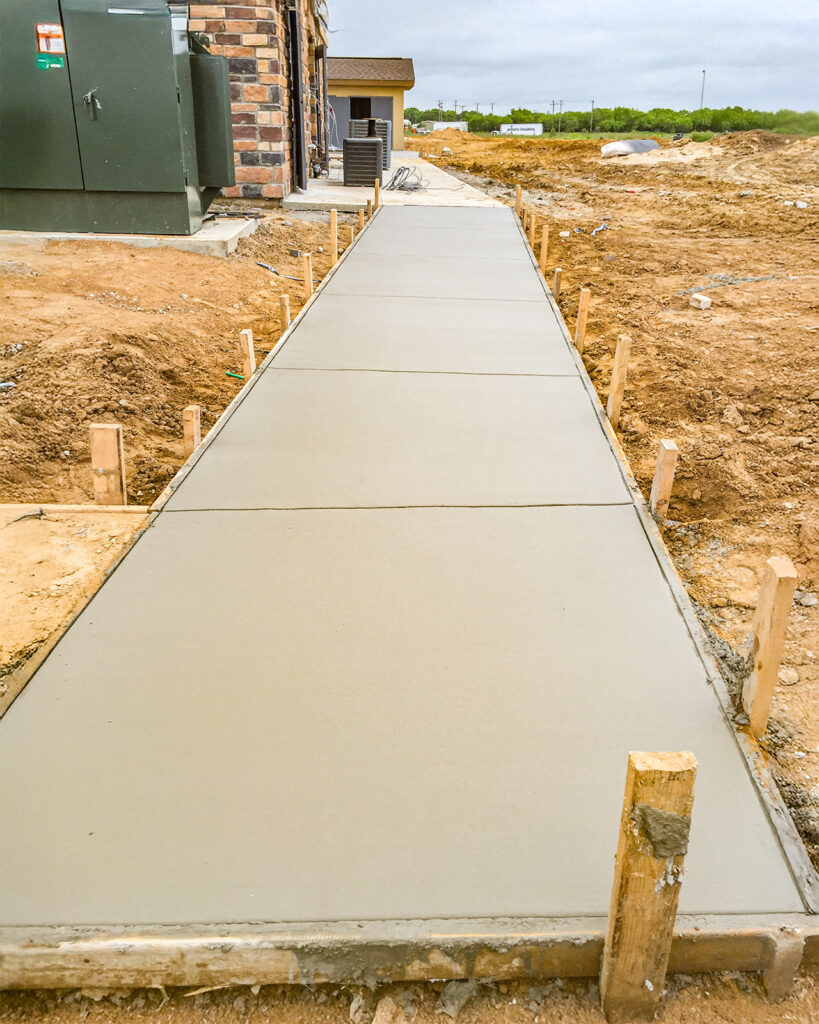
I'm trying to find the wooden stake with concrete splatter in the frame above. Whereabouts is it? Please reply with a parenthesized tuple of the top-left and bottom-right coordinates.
(239, 329, 256, 382)
(606, 334, 631, 428)
(649, 440, 679, 522)
(303, 253, 314, 299)
(280, 293, 291, 330)
(742, 556, 798, 737)
(182, 405, 202, 458)
(329, 209, 338, 267)
(600, 751, 697, 1023)
(358, 209, 365, 232)
(552, 267, 563, 301)
(89, 423, 127, 506)
(539, 225, 550, 274)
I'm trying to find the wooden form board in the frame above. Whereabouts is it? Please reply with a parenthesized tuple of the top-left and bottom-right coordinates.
(1, 914, 816, 989)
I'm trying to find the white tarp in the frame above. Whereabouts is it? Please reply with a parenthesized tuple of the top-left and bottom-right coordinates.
(601, 139, 661, 158)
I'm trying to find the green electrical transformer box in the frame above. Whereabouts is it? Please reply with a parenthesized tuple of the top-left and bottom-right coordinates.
(0, 0, 236, 235)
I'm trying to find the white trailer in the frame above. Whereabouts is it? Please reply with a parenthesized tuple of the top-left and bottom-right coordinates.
(419, 121, 469, 133)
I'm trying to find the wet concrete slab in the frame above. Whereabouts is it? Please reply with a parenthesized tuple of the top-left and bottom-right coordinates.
(355, 224, 530, 261)
(324, 252, 545, 302)
(164, 371, 629, 511)
(273, 294, 578, 375)
(0, 506, 802, 926)
(0, 193, 806, 950)
(371, 205, 514, 228)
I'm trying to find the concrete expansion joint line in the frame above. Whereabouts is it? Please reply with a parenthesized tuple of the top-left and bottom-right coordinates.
(322, 292, 547, 304)
(162, 502, 636, 513)
(268, 367, 580, 378)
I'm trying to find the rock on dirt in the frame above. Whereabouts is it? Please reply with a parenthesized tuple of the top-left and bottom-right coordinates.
(437, 980, 480, 1019)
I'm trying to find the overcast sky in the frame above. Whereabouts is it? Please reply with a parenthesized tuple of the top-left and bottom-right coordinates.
(329, 0, 819, 113)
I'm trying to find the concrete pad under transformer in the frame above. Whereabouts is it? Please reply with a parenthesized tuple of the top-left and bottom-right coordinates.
(0, 506, 802, 926)
(0, 216, 258, 258)
(163, 371, 629, 510)
(273, 294, 579, 375)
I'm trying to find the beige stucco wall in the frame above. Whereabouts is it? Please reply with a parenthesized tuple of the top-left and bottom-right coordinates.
(327, 83, 408, 149)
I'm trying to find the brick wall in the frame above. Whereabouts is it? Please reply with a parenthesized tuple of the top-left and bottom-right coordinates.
(188, 2, 327, 199)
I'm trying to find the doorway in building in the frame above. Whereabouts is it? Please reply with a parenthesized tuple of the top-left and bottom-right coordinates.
(349, 97, 372, 120)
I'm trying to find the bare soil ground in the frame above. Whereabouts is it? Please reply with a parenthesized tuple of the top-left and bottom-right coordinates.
(430, 129, 819, 875)
(3, 973, 819, 1024)
(0, 206, 354, 693)
(0, 206, 350, 505)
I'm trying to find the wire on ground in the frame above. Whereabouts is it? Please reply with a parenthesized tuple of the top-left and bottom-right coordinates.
(384, 166, 428, 192)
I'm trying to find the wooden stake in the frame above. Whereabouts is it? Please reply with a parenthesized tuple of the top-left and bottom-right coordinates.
(742, 556, 798, 737)
(239, 328, 256, 381)
(89, 423, 127, 506)
(515, 184, 522, 217)
(366, 199, 373, 219)
(606, 334, 631, 428)
(528, 213, 536, 248)
(374, 178, 380, 209)
(303, 252, 314, 299)
(279, 292, 291, 330)
(522, 209, 529, 232)
(552, 267, 563, 301)
(600, 751, 697, 1023)
(574, 287, 592, 353)
(329, 208, 338, 267)
(648, 440, 679, 522)
(539, 224, 549, 274)
(182, 404, 202, 458)
(347, 224, 355, 246)
(358, 209, 365, 231)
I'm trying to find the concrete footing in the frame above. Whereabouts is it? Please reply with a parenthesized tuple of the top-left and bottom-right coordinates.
(0, 216, 258, 258)
(1, 916, 816, 990)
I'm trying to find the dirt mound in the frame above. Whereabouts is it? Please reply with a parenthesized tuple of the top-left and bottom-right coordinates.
(717, 129, 795, 155)
(0, 210, 340, 504)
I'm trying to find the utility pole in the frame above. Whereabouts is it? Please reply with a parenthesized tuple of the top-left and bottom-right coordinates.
(475, 103, 480, 113)
(550, 99, 556, 133)
(490, 102, 494, 115)
(589, 99, 595, 134)
(699, 69, 706, 112)
(558, 99, 563, 133)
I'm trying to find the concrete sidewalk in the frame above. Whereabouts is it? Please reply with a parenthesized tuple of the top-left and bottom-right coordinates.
(0, 204, 809, 983)
(282, 153, 500, 211)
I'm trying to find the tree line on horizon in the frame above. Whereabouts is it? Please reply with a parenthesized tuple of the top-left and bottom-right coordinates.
(404, 105, 819, 136)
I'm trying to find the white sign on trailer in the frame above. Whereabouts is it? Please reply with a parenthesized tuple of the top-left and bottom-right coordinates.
(499, 123, 544, 136)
